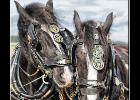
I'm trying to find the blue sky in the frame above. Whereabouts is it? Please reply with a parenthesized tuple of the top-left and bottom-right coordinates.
(10, 0, 128, 43)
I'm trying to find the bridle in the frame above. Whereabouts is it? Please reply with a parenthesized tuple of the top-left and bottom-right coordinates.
(10, 20, 78, 99)
(72, 25, 128, 99)
(11, 18, 128, 100)
(27, 22, 72, 68)
(11, 46, 55, 99)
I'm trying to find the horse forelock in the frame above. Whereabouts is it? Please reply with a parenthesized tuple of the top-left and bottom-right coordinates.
(82, 20, 98, 59)
(17, 2, 58, 50)
(25, 3, 57, 24)
(25, 2, 46, 9)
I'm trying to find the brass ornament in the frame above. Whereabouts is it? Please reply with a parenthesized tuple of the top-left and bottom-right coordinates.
(92, 45, 104, 70)
(53, 33, 63, 43)
(93, 60, 104, 70)
(49, 24, 60, 33)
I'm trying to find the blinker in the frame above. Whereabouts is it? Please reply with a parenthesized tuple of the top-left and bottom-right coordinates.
(27, 23, 39, 47)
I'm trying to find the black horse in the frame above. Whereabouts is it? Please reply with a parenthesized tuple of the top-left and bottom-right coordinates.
(11, 0, 75, 99)
(73, 10, 128, 100)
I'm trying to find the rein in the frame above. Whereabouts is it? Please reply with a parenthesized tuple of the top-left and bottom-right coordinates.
(11, 45, 55, 99)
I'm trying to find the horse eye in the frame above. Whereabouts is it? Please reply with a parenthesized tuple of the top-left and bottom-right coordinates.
(36, 42, 42, 51)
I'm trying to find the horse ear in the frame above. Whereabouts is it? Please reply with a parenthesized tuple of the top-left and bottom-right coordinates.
(73, 10, 83, 35)
(46, 0, 53, 10)
(14, 1, 32, 21)
(103, 12, 113, 35)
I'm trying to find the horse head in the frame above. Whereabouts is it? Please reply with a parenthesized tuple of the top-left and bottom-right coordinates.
(15, 0, 74, 90)
(73, 10, 115, 99)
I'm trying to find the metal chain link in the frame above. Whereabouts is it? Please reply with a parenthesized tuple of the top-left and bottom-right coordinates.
(64, 84, 79, 100)
(59, 88, 66, 100)
(119, 87, 125, 100)
(103, 95, 109, 100)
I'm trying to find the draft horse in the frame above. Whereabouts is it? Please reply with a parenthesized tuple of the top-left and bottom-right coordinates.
(73, 10, 128, 100)
(10, 0, 76, 99)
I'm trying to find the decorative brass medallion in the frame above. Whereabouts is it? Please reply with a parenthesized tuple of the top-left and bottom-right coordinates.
(53, 33, 63, 43)
(49, 24, 60, 33)
(93, 45, 104, 70)
(93, 60, 104, 70)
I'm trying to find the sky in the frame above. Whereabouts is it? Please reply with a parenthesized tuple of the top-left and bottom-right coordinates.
(10, 0, 128, 43)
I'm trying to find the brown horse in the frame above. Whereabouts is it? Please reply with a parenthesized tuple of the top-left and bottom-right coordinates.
(73, 10, 128, 100)
(11, 0, 74, 99)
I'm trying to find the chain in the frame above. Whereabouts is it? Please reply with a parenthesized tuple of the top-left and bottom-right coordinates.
(103, 86, 126, 100)
(11, 84, 19, 96)
(64, 84, 79, 100)
(59, 88, 66, 100)
(18, 63, 40, 77)
(11, 75, 46, 97)
(19, 75, 45, 88)
(119, 86, 125, 100)
(103, 95, 109, 100)
(11, 43, 20, 59)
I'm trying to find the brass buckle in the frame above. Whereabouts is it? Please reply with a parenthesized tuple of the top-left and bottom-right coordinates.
(65, 59, 71, 64)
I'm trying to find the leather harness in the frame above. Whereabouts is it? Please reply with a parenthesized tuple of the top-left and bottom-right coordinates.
(11, 21, 128, 99)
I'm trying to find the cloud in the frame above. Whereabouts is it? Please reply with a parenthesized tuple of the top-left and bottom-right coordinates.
(10, 0, 128, 42)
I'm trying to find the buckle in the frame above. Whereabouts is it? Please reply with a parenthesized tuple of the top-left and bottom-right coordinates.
(57, 59, 71, 65)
